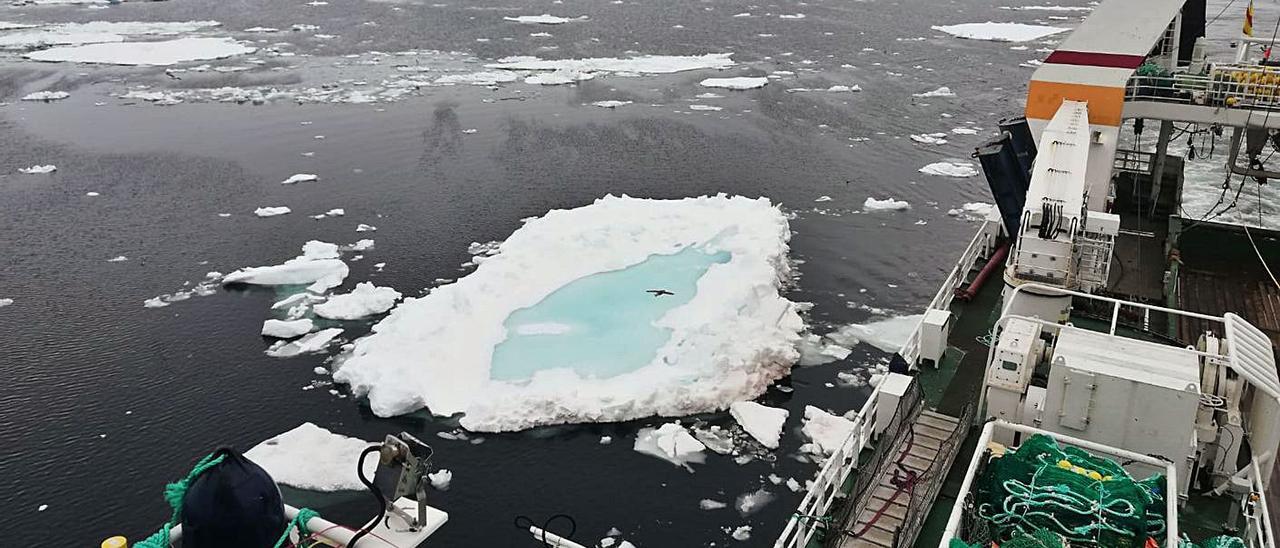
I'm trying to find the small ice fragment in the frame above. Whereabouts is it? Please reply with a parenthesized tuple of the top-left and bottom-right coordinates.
(590, 100, 632, 108)
(728, 401, 788, 449)
(918, 161, 978, 177)
(143, 297, 170, 308)
(38, 504, 49, 512)
(462, 128, 477, 134)
(325, 208, 345, 216)
(700, 499, 728, 510)
(21, 91, 70, 102)
(731, 526, 751, 541)
(86, 192, 100, 197)
(312, 282, 402, 320)
(313, 366, 328, 375)
(428, 469, 452, 490)
(107, 255, 128, 262)
(699, 76, 768, 90)
(801, 406, 856, 455)
(281, 173, 319, 185)
(502, 14, 586, 24)
(356, 223, 377, 232)
(262, 318, 315, 338)
(689, 104, 722, 111)
(735, 488, 773, 516)
(634, 422, 706, 471)
(910, 133, 948, 145)
(785, 477, 802, 492)
(255, 206, 292, 217)
(952, 127, 980, 135)
(599, 435, 613, 444)
(814, 195, 832, 202)
(913, 86, 956, 97)
(863, 197, 910, 211)
(19, 165, 56, 174)
(0, 298, 13, 308)
(779, 13, 805, 18)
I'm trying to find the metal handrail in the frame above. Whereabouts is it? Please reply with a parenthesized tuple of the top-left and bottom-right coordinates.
(1250, 456, 1277, 548)
(825, 379, 923, 547)
(1125, 66, 1280, 113)
(899, 219, 996, 366)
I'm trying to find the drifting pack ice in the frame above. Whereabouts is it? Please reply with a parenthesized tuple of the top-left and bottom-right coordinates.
(335, 195, 803, 431)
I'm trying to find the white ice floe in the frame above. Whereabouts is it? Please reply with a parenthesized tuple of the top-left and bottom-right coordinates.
(910, 133, 948, 145)
(779, 13, 805, 19)
(281, 173, 319, 185)
(222, 240, 350, 292)
(796, 333, 851, 365)
(356, 223, 377, 232)
(590, 100, 632, 108)
(913, 86, 956, 98)
(524, 70, 595, 85)
(814, 196, 833, 202)
(695, 92, 723, 99)
(863, 197, 910, 212)
(254, 206, 292, 217)
(0, 298, 13, 308)
(689, 104, 722, 111)
(919, 161, 978, 177)
(245, 422, 376, 491)
(350, 239, 375, 252)
(801, 406, 855, 455)
(266, 327, 344, 357)
(262, 318, 315, 338)
(502, 14, 586, 24)
(20, 92, 69, 102)
(931, 22, 1069, 42)
(18, 164, 57, 173)
(731, 526, 752, 541)
(948, 202, 995, 219)
(333, 195, 802, 431)
(108, 255, 128, 262)
(828, 314, 924, 353)
(700, 499, 728, 510)
(488, 53, 735, 75)
(699, 77, 768, 90)
(313, 283, 402, 320)
(26, 37, 257, 66)
(728, 401, 788, 449)
(0, 21, 221, 50)
(1000, 5, 1092, 11)
(735, 488, 773, 515)
(530, 32, 553, 37)
(634, 422, 707, 471)
(428, 469, 452, 490)
(433, 70, 521, 85)
(952, 127, 980, 135)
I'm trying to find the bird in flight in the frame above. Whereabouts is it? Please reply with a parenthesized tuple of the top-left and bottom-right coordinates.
(646, 289, 674, 297)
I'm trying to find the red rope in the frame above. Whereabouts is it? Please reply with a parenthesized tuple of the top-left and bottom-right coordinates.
(850, 428, 922, 538)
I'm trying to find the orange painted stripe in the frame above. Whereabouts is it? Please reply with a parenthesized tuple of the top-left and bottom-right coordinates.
(1025, 80, 1125, 126)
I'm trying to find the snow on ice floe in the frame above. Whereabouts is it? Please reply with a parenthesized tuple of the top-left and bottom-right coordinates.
(313, 282, 402, 320)
(828, 314, 924, 353)
(0, 298, 13, 308)
(801, 406, 855, 455)
(18, 164, 56, 173)
(591, 100, 632, 108)
(634, 422, 707, 471)
(863, 197, 910, 212)
(502, 14, 586, 24)
(332, 195, 802, 432)
(262, 318, 315, 339)
(689, 104, 722, 111)
(948, 202, 995, 219)
(910, 133, 948, 145)
(700, 499, 728, 510)
(729, 401, 787, 449)
(731, 526, 752, 541)
(281, 173, 319, 185)
(931, 22, 1069, 42)
(525, 70, 595, 85)
(221, 240, 350, 293)
(20, 91, 69, 102)
(700, 77, 768, 90)
(796, 333, 851, 365)
(267, 327, 344, 357)
(0, 21, 221, 50)
(913, 86, 956, 98)
(735, 488, 774, 515)
(785, 84, 862, 93)
(26, 37, 256, 66)
(952, 127, 980, 135)
(245, 422, 376, 491)
(919, 161, 978, 177)
(254, 206, 292, 217)
(428, 469, 452, 490)
(433, 71, 520, 85)
(487, 53, 735, 75)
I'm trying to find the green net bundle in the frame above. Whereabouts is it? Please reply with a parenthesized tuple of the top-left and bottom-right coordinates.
(972, 434, 1168, 547)
(1182, 536, 1247, 548)
(948, 529, 1065, 548)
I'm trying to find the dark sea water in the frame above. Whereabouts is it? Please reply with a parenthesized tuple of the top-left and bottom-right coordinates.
(0, 0, 1089, 545)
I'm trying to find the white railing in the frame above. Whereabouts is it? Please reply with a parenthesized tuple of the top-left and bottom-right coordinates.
(1125, 65, 1280, 113)
(1249, 456, 1278, 548)
(940, 420, 1180, 548)
(773, 383, 885, 548)
(900, 219, 997, 365)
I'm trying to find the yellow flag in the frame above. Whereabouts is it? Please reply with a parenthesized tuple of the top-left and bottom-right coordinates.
(1246, 0, 1255, 36)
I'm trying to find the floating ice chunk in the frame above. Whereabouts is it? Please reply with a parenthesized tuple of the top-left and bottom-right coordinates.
(785, 477, 802, 492)
(143, 297, 170, 308)
(262, 318, 315, 338)
(524, 70, 595, 85)
(913, 86, 956, 97)
(733, 12, 752, 17)
(729, 401, 788, 449)
(18, 164, 57, 173)
(779, 13, 806, 18)
(735, 488, 773, 515)
(814, 195, 832, 202)
(530, 31, 553, 37)
(313, 283, 402, 320)
(21, 92, 69, 102)
(487, 53, 736, 75)
(828, 314, 924, 353)
(948, 202, 994, 219)
(86, 192, 100, 197)
(332, 195, 802, 431)
(267, 327, 344, 357)
(910, 132, 948, 145)
(26, 37, 257, 66)
(634, 422, 706, 471)
(502, 14, 586, 24)
(107, 255, 128, 262)
(245, 422, 375, 491)
(350, 239, 375, 252)
(590, 100, 632, 108)
(919, 161, 978, 177)
(433, 71, 520, 85)
(731, 526, 751, 541)
(254, 206, 292, 218)
(244, 26, 281, 33)
(700, 499, 728, 510)
(0, 298, 14, 308)
(301, 240, 340, 260)
(599, 435, 613, 444)
(281, 173, 319, 184)
(1001, 5, 1092, 11)
(863, 197, 910, 211)
(931, 22, 1069, 42)
(699, 76, 768, 90)
(222, 250, 349, 290)
(801, 406, 855, 455)
(796, 334, 851, 365)
(356, 223, 377, 232)
(828, 84, 861, 92)
(689, 104, 722, 111)
(428, 469, 452, 490)
(952, 127, 980, 135)
(695, 92, 723, 99)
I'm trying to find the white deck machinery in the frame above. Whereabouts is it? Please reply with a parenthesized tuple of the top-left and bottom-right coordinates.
(964, 282, 1280, 547)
